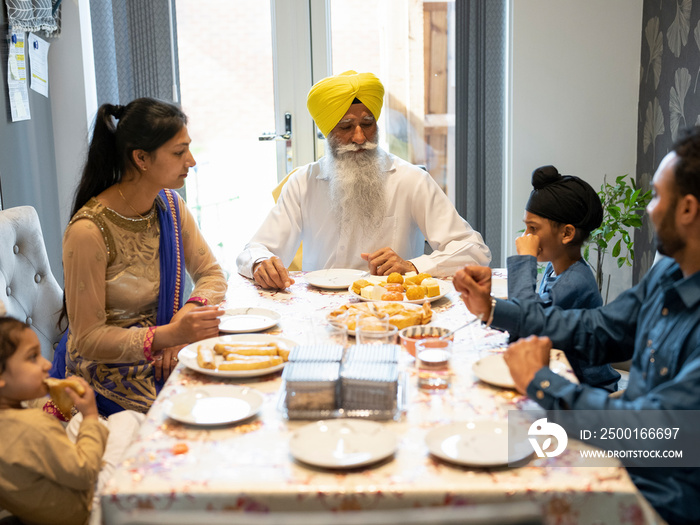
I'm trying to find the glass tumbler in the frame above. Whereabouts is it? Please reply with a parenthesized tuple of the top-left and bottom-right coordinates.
(415, 338, 452, 391)
(355, 314, 398, 345)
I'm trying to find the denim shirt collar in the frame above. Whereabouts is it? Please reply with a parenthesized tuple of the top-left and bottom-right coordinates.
(659, 259, 700, 308)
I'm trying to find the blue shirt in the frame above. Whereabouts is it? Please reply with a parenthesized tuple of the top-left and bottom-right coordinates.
(506, 255, 619, 390)
(493, 256, 700, 524)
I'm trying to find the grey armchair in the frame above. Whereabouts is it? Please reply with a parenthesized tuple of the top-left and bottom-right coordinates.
(0, 206, 63, 360)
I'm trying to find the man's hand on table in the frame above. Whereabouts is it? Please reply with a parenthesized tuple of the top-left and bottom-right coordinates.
(253, 256, 295, 289)
(504, 335, 552, 395)
(361, 247, 417, 276)
(453, 265, 493, 320)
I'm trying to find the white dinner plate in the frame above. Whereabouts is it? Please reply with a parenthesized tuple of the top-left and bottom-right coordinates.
(348, 277, 452, 304)
(472, 354, 517, 389)
(472, 354, 568, 389)
(425, 420, 532, 467)
(165, 385, 264, 426)
(179, 334, 296, 378)
(289, 419, 398, 469)
(219, 307, 281, 333)
(306, 269, 369, 290)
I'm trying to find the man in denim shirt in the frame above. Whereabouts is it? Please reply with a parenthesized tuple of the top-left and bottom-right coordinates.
(455, 127, 700, 524)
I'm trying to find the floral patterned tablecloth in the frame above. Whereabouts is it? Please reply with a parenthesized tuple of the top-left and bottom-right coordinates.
(101, 271, 659, 525)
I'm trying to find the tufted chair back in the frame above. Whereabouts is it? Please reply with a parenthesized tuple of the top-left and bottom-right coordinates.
(0, 206, 64, 360)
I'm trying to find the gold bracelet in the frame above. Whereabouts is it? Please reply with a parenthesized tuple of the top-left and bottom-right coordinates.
(485, 297, 497, 327)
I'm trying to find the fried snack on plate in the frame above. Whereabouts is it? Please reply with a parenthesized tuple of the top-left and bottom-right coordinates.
(384, 283, 405, 294)
(386, 272, 404, 284)
(381, 291, 403, 301)
(328, 301, 432, 330)
(422, 278, 441, 298)
(405, 285, 427, 300)
(197, 345, 216, 369)
(44, 377, 85, 417)
(214, 343, 278, 356)
(351, 279, 371, 295)
(218, 355, 283, 370)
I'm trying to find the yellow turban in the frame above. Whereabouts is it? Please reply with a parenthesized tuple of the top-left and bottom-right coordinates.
(307, 70, 385, 137)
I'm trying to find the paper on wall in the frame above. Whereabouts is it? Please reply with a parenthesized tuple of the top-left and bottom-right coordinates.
(8, 31, 31, 122)
(28, 33, 50, 98)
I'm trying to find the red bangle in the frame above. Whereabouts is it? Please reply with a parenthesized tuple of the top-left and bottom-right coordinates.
(186, 296, 208, 306)
(143, 326, 157, 361)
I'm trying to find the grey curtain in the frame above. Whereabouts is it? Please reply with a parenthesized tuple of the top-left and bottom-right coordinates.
(635, 0, 700, 283)
(454, 0, 506, 267)
(90, 0, 180, 106)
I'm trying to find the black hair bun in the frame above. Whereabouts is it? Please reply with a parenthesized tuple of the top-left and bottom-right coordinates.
(531, 165, 561, 189)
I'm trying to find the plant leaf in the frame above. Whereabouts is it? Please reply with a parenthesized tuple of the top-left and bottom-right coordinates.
(612, 239, 621, 257)
(617, 257, 626, 268)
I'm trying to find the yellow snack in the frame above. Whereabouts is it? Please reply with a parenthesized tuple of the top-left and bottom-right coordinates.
(214, 343, 278, 356)
(423, 278, 440, 297)
(328, 301, 432, 331)
(197, 346, 216, 369)
(415, 272, 432, 284)
(381, 291, 403, 301)
(405, 285, 426, 300)
(404, 275, 422, 286)
(351, 279, 371, 295)
(45, 377, 85, 417)
(385, 283, 405, 294)
(218, 356, 283, 370)
(277, 347, 291, 361)
(386, 272, 404, 284)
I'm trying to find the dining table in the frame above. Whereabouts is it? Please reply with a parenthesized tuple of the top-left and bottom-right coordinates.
(100, 269, 660, 525)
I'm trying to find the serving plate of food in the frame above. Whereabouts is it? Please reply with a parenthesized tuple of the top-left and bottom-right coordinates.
(348, 272, 451, 304)
(327, 300, 433, 334)
(179, 334, 296, 378)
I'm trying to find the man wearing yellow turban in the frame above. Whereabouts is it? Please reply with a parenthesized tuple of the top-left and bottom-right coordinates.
(237, 71, 491, 289)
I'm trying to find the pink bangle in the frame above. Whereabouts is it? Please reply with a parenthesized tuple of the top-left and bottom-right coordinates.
(143, 326, 157, 361)
(186, 296, 208, 306)
(44, 399, 70, 422)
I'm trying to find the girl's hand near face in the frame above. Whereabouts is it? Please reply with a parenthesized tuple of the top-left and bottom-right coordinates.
(515, 233, 540, 257)
(65, 377, 99, 420)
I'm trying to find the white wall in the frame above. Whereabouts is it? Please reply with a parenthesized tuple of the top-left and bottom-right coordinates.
(49, 0, 97, 228)
(508, 0, 643, 301)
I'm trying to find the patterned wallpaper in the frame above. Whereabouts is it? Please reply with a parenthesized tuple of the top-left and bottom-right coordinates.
(635, 0, 700, 282)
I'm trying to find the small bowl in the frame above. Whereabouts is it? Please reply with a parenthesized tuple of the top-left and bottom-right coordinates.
(398, 326, 453, 357)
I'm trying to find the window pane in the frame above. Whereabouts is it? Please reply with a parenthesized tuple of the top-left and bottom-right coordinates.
(330, 0, 455, 198)
(176, 0, 278, 270)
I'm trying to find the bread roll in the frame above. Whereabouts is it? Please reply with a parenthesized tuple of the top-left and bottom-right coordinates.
(214, 343, 278, 356)
(219, 346, 278, 356)
(197, 346, 216, 369)
(44, 377, 85, 417)
(218, 356, 283, 370)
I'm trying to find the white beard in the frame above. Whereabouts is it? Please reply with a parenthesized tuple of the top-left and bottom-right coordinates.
(326, 135, 387, 237)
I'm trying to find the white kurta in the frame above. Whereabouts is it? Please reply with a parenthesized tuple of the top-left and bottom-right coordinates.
(237, 152, 491, 278)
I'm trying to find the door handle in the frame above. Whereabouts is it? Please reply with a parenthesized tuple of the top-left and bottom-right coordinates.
(259, 112, 292, 141)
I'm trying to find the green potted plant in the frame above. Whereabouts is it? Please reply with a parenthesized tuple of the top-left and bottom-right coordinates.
(583, 174, 652, 302)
